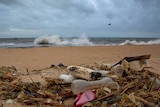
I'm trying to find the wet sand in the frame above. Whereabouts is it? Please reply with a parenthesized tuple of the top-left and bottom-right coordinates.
(0, 45, 160, 73)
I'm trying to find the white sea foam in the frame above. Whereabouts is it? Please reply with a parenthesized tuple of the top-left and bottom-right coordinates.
(34, 35, 94, 46)
(0, 43, 15, 47)
(119, 39, 160, 45)
(1, 37, 160, 48)
(34, 35, 160, 46)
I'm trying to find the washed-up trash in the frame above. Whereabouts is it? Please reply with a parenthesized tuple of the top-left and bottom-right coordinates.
(0, 66, 17, 81)
(71, 77, 113, 95)
(68, 65, 102, 80)
(0, 54, 160, 107)
(50, 64, 55, 68)
(5, 99, 14, 104)
(50, 63, 66, 68)
(90, 56, 160, 106)
(75, 90, 96, 107)
(85, 62, 111, 71)
(24, 91, 37, 96)
(95, 70, 110, 77)
(155, 79, 160, 89)
(110, 54, 151, 69)
(60, 74, 75, 83)
(110, 64, 123, 75)
(58, 63, 66, 67)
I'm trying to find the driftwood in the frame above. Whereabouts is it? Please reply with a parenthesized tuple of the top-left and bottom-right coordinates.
(110, 54, 151, 69)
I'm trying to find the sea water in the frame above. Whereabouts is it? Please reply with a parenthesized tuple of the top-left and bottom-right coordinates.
(0, 35, 160, 48)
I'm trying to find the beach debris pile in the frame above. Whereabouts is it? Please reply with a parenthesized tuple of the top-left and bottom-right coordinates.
(0, 54, 160, 107)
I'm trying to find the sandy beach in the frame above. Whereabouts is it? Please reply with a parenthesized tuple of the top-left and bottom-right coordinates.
(0, 45, 160, 73)
(0, 44, 160, 107)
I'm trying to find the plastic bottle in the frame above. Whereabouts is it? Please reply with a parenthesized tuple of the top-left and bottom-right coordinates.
(71, 77, 113, 94)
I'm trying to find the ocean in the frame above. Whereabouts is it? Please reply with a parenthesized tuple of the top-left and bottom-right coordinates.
(0, 35, 160, 48)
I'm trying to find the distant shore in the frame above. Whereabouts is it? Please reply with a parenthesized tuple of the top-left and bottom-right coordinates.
(0, 45, 160, 73)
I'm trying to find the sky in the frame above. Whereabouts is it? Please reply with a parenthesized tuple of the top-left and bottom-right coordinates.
(0, 0, 160, 38)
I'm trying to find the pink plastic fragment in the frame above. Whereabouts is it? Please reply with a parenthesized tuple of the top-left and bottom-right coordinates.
(75, 90, 96, 107)
(74, 94, 81, 103)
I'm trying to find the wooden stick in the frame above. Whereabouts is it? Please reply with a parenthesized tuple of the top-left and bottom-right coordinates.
(148, 77, 156, 92)
(120, 82, 135, 95)
(93, 81, 135, 102)
(135, 96, 155, 107)
(93, 91, 118, 102)
(0, 81, 25, 91)
(111, 54, 151, 69)
(26, 69, 39, 88)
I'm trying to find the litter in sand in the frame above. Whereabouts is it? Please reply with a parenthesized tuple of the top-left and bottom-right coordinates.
(0, 54, 160, 107)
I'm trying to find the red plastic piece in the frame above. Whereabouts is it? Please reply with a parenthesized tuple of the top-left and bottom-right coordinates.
(75, 90, 96, 107)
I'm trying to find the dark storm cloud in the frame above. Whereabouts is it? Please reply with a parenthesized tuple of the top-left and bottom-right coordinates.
(43, 0, 96, 15)
(135, 0, 160, 7)
(0, 0, 24, 7)
(98, 0, 160, 33)
(0, 0, 159, 37)
(133, 0, 160, 32)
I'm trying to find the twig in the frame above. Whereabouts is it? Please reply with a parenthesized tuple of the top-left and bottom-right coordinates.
(120, 81, 135, 95)
(93, 81, 135, 102)
(29, 97, 45, 101)
(93, 91, 118, 102)
(135, 96, 155, 107)
(26, 69, 39, 88)
(0, 81, 25, 91)
(148, 77, 156, 92)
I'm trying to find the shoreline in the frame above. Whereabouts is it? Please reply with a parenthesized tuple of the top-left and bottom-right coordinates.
(0, 44, 160, 73)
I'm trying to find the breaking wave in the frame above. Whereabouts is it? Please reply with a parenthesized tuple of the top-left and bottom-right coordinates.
(1, 36, 159, 48)
(34, 35, 94, 46)
(119, 39, 160, 45)
(34, 35, 160, 46)
(0, 43, 15, 47)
